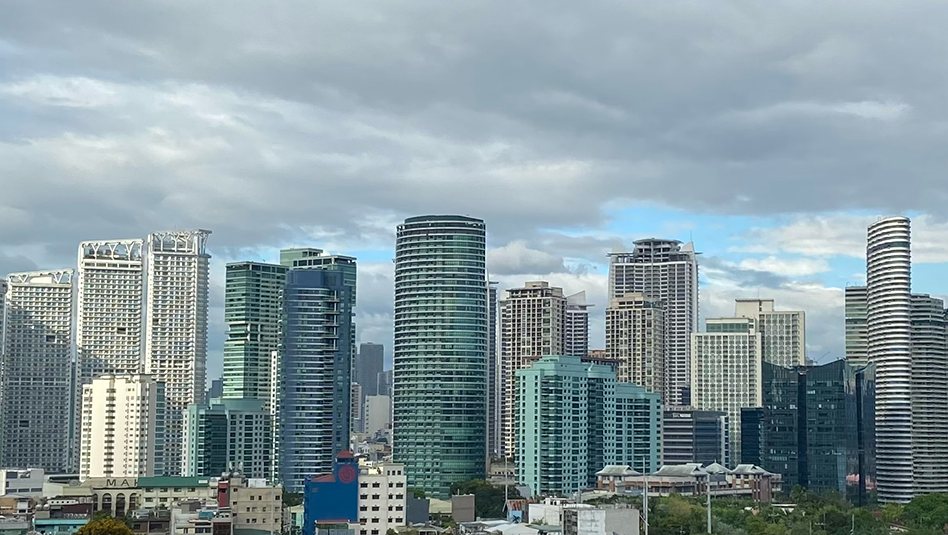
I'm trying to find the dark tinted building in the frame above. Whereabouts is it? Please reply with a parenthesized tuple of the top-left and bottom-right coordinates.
(663, 408, 729, 466)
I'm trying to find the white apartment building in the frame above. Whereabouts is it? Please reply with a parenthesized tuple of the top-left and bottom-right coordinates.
(609, 239, 698, 407)
(499, 281, 567, 457)
(358, 463, 408, 535)
(734, 299, 805, 368)
(80, 374, 165, 480)
(565, 291, 591, 357)
(605, 292, 665, 399)
(364, 395, 391, 437)
(0, 270, 75, 473)
(691, 317, 762, 466)
(144, 230, 211, 476)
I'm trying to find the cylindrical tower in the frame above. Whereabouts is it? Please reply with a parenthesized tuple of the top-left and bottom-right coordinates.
(392, 215, 488, 498)
(866, 216, 913, 502)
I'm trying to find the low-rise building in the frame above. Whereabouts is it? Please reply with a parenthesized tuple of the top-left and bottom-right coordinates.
(32, 499, 93, 535)
(0, 469, 46, 497)
(357, 463, 406, 535)
(595, 463, 780, 503)
(171, 502, 232, 535)
(562, 506, 639, 535)
(223, 477, 282, 535)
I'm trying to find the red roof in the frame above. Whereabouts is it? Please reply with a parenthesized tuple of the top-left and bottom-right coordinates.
(336, 450, 355, 459)
(313, 474, 336, 483)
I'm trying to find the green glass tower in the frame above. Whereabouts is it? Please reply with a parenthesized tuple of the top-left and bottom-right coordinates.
(222, 262, 288, 403)
(393, 215, 488, 498)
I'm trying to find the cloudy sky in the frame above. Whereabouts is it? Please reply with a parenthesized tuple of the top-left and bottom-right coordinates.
(3, 1, 948, 377)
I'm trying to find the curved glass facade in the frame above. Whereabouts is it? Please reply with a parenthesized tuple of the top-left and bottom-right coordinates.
(392, 215, 488, 498)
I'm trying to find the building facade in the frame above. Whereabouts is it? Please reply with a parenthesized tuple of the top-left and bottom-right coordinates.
(0, 269, 75, 472)
(605, 292, 665, 400)
(357, 463, 408, 535)
(908, 294, 948, 494)
(279, 269, 353, 493)
(392, 215, 488, 498)
(734, 299, 805, 368)
(364, 395, 391, 437)
(488, 282, 500, 458)
(182, 398, 273, 480)
(845, 286, 868, 367)
(515, 354, 661, 497)
(356, 343, 384, 398)
(80, 374, 165, 480)
(662, 408, 728, 466)
(866, 217, 913, 502)
(691, 317, 763, 466)
(144, 230, 211, 476)
(222, 261, 287, 405)
(608, 239, 698, 406)
(564, 291, 591, 358)
(500, 281, 567, 457)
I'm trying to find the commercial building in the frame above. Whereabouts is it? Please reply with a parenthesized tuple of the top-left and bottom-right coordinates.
(691, 317, 763, 466)
(608, 239, 698, 406)
(0, 468, 45, 497)
(596, 463, 780, 503)
(356, 343, 385, 398)
(222, 261, 287, 405)
(662, 408, 728, 466)
(734, 299, 805, 368)
(392, 215, 488, 498)
(515, 354, 661, 497)
(364, 396, 391, 437)
(80, 374, 165, 480)
(866, 217, 913, 502)
(845, 286, 868, 367)
(908, 294, 948, 494)
(144, 230, 211, 476)
(357, 463, 408, 535)
(0, 269, 75, 473)
(182, 398, 273, 480)
(564, 291, 591, 358)
(740, 360, 875, 494)
(500, 281, 567, 457)
(351, 383, 364, 433)
(279, 269, 353, 493)
(605, 292, 665, 399)
(303, 452, 360, 535)
(488, 282, 500, 458)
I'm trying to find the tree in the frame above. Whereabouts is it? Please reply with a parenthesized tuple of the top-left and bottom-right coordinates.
(283, 492, 303, 507)
(904, 493, 948, 533)
(410, 488, 426, 499)
(449, 479, 521, 519)
(76, 517, 135, 535)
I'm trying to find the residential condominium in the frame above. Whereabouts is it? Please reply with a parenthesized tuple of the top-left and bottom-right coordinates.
(691, 317, 763, 466)
(392, 215, 488, 498)
(608, 239, 698, 406)
(500, 281, 567, 457)
(605, 292, 665, 400)
(488, 282, 500, 458)
(279, 269, 353, 493)
(845, 286, 869, 367)
(564, 291, 592, 358)
(144, 230, 211, 476)
(909, 294, 948, 495)
(182, 397, 273, 480)
(80, 374, 165, 480)
(734, 299, 805, 368)
(516, 354, 661, 497)
(0, 270, 75, 473)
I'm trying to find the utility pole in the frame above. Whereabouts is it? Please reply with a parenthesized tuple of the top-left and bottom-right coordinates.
(643, 457, 649, 535)
(706, 474, 711, 534)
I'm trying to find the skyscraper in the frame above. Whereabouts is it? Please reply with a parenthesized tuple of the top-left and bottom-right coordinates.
(392, 215, 488, 498)
(845, 286, 869, 367)
(909, 294, 948, 494)
(734, 299, 806, 368)
(866, 217, 913, 502)
(609, 239, 698, 406)
(183, 397, 272, 479)
(222, 261, 287, 405)
(279, 269, 353, 493)
(356, 343, 384, 397)
(499, 281, 567, 457)
(662, 408, 728, 466)
(691, 317, 763, 466)
(80, 374, 165, 480)
(487, 282, 500, 457)
(0, 270, 75, 473)
(605, 292, 665, 399)
(564, 291, 591, 358)
(144, 230, 211, 475)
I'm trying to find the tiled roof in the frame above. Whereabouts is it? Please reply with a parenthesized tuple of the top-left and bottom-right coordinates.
(596, 465, 640, 476)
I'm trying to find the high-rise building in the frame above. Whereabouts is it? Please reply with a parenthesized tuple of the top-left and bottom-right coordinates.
(222, 262, 287, 405)
(80, 374, 165, 480)
(515, 354, 661, 497)
(605, 292, 665, 399)
(741, 360, 875, 494)
(487, 282, 500, 458)
(608, 239, 698, 406)
(909, 294, 948, 494)
(279, 269, 353, 493)
(499, 281, 567, 457)
(206, 378, 223, 401)
(144, 230, 211, 475)
(392, 215, 488, 498)
(565, 291, 591, 358)
(845, 286, 869, 367)
(0, 270, 75, 473)
(364, 395, 392, 437)
(662, 408, 728, 466)
(734, 299, 805, 368)
(350, 383, 363, 433)
(691, 317, 763, 466)
(182, 397, 273, 479)
(356, 343, 385, 397)
(866, 217, 913, 502)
